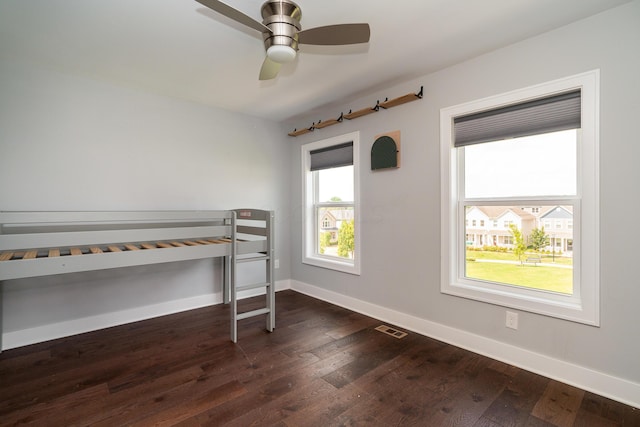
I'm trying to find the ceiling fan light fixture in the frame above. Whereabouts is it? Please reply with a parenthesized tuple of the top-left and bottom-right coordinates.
(266, 45, 297, 63)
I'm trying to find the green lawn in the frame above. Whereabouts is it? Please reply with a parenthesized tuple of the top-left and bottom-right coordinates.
(465, 250, 573, 294)
(467, 250, 573, 266)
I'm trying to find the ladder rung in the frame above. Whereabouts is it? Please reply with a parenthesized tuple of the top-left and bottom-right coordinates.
(236, 307, 270, 320)
(236, 255, 269, 263)
(236, 282, 270, 292)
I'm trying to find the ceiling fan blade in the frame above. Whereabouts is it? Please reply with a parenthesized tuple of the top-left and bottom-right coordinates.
(195, 0, 272, 33)
(298, 23, 370, 46)
(259, 57, 281, 80)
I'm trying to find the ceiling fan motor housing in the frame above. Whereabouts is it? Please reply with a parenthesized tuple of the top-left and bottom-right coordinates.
(261, 0, 302, 61)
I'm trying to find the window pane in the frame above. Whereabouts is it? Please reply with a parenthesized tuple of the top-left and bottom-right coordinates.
(465, 205, 573, 295)
(464, 130, 577, 198)
(318, 166, 353, 202)
(317, 206, 355, 260)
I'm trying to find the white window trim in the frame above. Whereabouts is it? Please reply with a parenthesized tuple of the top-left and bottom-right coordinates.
(302, 131, 361, 275)
(440, 71, 599, 326)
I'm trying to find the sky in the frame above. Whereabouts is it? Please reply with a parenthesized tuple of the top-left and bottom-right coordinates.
(318, 165, 354, 202)
(464, 129, 577, 198)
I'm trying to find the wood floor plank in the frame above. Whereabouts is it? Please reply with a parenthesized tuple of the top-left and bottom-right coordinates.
(531, 380, 585, 427)
(83, 366, 206, 425)
(0, 383, 110, 426)
(0, 251, 14, 261)
(120, 379, 246, 427)
(0, 290, 638, 426)
(476, 369, 551, 426)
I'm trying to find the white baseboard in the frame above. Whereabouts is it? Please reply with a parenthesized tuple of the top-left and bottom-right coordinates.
(2, 293, 222, 351)
(291, 280, 640, 409)
(2, 279, 292, 351)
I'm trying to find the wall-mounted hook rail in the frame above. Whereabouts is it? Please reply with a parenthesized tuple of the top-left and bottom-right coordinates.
(287, 123, 315, 137)
(344, 101, 379, 120)
(380, 86, 423, 109)
(288, 86, 423, 136)
(314, 112, 344, 129)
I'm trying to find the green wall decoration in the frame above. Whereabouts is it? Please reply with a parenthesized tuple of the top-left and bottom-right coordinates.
(371, 131, 400, 170)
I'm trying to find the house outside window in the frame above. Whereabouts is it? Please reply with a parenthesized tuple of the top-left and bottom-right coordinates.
(302, 132, 361, 275)
(440, 71, 599, 325)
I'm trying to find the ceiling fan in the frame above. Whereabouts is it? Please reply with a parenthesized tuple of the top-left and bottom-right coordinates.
(195, 0, 371, 80)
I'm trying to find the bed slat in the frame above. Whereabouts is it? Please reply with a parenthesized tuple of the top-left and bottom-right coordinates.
(24, 250, 38, 259)
(48, 249, 60, 257)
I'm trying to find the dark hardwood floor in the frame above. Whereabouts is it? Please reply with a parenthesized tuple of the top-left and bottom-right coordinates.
(0, 290, 637, 426)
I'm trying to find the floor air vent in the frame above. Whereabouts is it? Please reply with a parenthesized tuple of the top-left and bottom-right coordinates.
(375, 325, 408, 339)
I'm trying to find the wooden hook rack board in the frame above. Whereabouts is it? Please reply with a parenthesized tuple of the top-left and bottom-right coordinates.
(343, 105, 378, 120)
(287, 86, 423, 137)
(314, 113, 343, 129)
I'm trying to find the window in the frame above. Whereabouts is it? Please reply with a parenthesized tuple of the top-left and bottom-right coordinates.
(302, 132, 360, 275)
(441, 71, 599, 325)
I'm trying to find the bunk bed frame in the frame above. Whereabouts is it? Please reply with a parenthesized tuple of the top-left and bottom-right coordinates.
(0, 209, 275, 351)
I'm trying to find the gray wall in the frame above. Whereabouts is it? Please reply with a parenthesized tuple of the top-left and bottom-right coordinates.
(0, 60, 291, 342)
(287, 2, 640, 385)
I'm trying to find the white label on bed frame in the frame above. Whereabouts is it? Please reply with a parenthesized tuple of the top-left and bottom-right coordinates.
(238, 211, 252, 218)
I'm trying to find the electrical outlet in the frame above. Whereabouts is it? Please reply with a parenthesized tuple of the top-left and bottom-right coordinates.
(506, 311, 519, 330)
(274, 259, 280, 269)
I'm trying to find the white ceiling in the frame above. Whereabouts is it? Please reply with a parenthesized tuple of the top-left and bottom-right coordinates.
(0, 0, 631, 122)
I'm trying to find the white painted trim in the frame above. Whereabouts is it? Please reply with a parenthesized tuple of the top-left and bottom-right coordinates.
(440, 70, 600, 325)
(291, 279, 640, 408)
(2, 280, 292, 350)
(301, 131, 361, 276)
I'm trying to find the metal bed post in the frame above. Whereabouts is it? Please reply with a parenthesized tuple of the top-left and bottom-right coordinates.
(266, 210, 275, 332)
(229, 210, 238, 343)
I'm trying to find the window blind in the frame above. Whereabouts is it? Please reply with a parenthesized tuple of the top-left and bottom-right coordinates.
(310, 142, 353, 171)
(454, 90, 581, 147)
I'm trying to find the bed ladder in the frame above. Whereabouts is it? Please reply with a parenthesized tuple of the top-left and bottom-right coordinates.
(225, 209, 275, 343)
